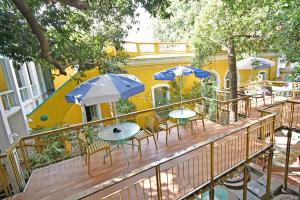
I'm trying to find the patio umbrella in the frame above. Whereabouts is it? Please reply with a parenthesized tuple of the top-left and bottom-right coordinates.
(65, 74, 144, 121)
(237, 57, 275, 70)
(153, 66, 210, 109)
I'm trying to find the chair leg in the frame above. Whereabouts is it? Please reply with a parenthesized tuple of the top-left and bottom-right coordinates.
(177, 125, 180, 139)
(165, 130, 168, 146)
(190, 121, 194, 135)
(108, 148, 113, 166)
(132, 140, 134, 150)
(153, 135, 158, 150)
(104, 149, 107, 164)
(202, 118, 206, 131)
(138, 140, 142, 157)
(147, 137, 149, 143)
(87, 153, 90, 174)
(85, 153, 87, 164)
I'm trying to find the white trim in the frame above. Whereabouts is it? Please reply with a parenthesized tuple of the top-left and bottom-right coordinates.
(151, 84, 170, 107)
(209, 70, 221, 89)
(224, 70, 240, 89)
(258, 70, 268, 80)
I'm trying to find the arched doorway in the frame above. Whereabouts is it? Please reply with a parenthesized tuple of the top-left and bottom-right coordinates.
(151, 84, 170, 107)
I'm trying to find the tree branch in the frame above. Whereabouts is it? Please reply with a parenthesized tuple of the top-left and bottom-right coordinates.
(42, 0, 89, 10)
(12, 0, 67, 75)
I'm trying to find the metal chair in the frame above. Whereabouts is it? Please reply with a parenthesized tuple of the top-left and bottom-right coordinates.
(189, 103, 206, 134)
(132, 115, 158, 157)
(79, 132, 112, 174)
(263, 86, 275, 104)
(155, 111, 180, 146)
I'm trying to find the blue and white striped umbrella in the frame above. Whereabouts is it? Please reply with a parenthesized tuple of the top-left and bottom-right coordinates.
(65, 74, 144, 106)
(153, 66, 210, 80)
(153, 66, 210, 107)
(237, 57, 275, 70)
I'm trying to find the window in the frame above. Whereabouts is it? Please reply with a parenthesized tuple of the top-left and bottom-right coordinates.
(85, 105, 99, 122)
(151, 84, 170, 107)
(258, 71, 267, 80)
(202, 70, 220, 89)
(224, 70, 240, 89)
(13, 62, 26, 88)
(26, 64, 33, 85)
(224, 72, 231, 89)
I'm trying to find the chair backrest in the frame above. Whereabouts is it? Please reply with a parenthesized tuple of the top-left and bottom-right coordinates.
(79, 132, 88, 145)
(144, 115, 158, 133)
(263, 86, 272, 96)
(154, 111, 167, 124)
(194, 103, 205, 116)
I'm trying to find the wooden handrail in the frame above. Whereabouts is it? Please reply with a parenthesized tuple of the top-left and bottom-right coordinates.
(22, 96, 249, 140)
(66, 111, 276, 200)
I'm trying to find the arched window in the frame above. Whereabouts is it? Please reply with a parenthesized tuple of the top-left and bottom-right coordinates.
(151, 84, 170, 107)
(224, 70, 240, 89)
(258, 70, 267, 80)
(202, 70, 220, 89)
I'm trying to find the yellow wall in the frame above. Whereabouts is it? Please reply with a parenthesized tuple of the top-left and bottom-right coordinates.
(0, 63, 7, 92)
(27, 56, 278, 129)
(52, 67, 77, 90)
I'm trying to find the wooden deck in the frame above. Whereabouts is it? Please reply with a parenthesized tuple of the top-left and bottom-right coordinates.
(13, 112, 262, 199)
(12, 98, 299, 199)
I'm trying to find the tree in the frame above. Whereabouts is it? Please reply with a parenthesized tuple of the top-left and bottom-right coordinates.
(152, 0, 204, 42)
(0, 0, 171, 75)
(153, 0, 299, 120)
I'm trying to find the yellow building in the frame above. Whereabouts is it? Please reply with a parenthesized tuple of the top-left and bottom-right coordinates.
(26, 42, 279, 129)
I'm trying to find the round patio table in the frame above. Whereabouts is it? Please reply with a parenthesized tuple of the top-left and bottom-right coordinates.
(169, 109, 196, 137)
(169, 109, 196, 119)
(98, 122, 140, 165)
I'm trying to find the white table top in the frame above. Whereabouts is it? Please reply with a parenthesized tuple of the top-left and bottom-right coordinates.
(98, 122, 140, 142)
(272, 86, 292, 92)
(169, 109, 196, 119)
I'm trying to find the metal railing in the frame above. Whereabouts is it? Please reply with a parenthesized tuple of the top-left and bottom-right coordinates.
(0, 90, 16, 110)
(19, 86, 30, 102)
(122, 42, 192, 57)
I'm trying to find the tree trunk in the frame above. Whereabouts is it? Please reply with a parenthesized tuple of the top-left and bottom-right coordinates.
(226, 37, 238, 121)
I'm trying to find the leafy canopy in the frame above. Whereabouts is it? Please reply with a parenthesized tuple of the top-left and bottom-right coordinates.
(0, 0, 171, 74)
(153, 0, 299, 65)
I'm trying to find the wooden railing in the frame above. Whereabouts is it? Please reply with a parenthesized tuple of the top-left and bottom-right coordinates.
(66, 98, 300, 199)
(0, 96, 250, 198)
(66, 105, 276, 200)
(3, 92, 300, 199)
(122, 42, 193, 57)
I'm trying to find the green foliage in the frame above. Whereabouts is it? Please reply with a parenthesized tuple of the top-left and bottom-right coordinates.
(29, 141, 64, 168)
(152, 0, 204, 42)
(0, 0, 172, 74)
(288, 63, 300, 82)
(170, 79, 181, 102)
(116, 99, 137, 114)
(153, 0, 299, 65)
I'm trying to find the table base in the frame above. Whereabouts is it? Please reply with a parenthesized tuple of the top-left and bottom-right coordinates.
(103, 141, 139, 165)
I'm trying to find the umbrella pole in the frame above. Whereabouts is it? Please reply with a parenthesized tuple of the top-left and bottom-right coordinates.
(180, 74, 183, 112)
(113, 102, 119, 123)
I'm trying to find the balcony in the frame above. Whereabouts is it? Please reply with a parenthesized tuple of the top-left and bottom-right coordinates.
(122, 42, 193, 57)
(0, 90, 16, 110)
(0, 81, 299, 200)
